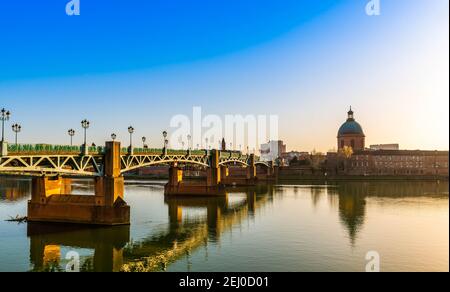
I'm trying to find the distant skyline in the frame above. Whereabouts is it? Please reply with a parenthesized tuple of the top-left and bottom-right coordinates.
(1, 0, 448, 152)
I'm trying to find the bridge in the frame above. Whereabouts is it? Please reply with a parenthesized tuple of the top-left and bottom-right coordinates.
(0, 141, 277, 225)
(0, 143, 270, 176)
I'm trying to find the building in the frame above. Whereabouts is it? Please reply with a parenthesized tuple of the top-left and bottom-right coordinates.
(370, 144, 399, 151)
(221, 138, 226, 151)
(337, 107, 365, 151)
(260, 140, 286, 162)
(281, 151, 309, 165)
(327, 107, 449, 177)
(344, 150, 449, 176)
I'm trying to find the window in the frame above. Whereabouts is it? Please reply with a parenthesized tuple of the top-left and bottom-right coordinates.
(351, 139, 355, 148)
(340, 140, 344, 149)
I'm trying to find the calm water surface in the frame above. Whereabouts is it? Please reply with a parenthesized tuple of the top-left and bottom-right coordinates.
(0, 177, 448, 272)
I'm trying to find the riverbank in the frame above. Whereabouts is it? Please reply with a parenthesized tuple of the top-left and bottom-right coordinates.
(1, 173, 448, 183)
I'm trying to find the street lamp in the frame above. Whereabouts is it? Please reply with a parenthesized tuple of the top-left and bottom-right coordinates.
(205, 137, 209, 150)
(187, 134, 192, 150)
(68, 129, 75, 146)
(81, 119, 90, 155)
(12, 123, 21, 146)
(81, 119, 90, 146)
(128, 126, 134, 153)
(111, 133, 117, 141)
(162, 131, 168, 147)
(142, 136, 147, 148)
(1, 108, 11, 142)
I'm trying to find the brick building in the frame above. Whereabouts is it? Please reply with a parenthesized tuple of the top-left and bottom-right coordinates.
(326, 107, 449, 177)
(327, 150, 449, 176)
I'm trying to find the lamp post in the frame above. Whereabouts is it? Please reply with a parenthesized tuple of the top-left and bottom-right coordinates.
(162, 131, 168, 146)
(142, 136, 147, 148)
(12, 123, 21, 146)
(128, 126, 134, 154)
(68, 129, 75, 146)
(1, 108, 11, 142)
(187, 134, 192, 150)
(111, 133, 117, 141)
(81, 119, 90, 152)
(162, 131, 168, 155)
(205, 137, 209, 150)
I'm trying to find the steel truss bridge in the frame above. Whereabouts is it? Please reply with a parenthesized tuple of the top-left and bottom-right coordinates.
(0, 147, 270, 177)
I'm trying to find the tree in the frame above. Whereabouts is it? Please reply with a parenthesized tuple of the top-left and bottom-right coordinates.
(342, 146, 353, 159)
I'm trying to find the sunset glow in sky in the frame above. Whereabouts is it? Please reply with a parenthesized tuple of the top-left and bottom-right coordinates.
(0, 0, 448, 151)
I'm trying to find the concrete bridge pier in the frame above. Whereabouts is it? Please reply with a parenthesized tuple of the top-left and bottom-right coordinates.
(27, 141, 130, 225)
(165, 150, 225, 196)
(256, 162, 278, 182)
(246, 154, 257, 184)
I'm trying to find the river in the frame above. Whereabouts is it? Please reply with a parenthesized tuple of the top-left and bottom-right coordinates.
(0, 177, 448, 272)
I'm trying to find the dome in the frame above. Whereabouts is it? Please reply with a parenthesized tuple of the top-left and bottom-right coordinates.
(338, 120, 364, 136)
(338, 107, 365, 136)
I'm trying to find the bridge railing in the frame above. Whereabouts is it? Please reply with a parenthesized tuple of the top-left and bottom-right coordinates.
(6, 144, 255, 159)
(6, 144, 105, 155)
(126, 148, 208, 156)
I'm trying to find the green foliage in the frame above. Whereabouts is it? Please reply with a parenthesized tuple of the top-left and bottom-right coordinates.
(7, 144, 105, 154)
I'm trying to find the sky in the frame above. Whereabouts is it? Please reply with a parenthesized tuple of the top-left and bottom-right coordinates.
(0, 0, 448, 152)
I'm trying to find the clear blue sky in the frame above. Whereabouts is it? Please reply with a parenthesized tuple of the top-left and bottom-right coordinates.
(0, 0, 448, 151)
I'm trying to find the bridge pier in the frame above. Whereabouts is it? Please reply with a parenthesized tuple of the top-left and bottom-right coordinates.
(27, 141, 130, 225)
(165, 150, 225, 196)
(221, 154, 258, 186)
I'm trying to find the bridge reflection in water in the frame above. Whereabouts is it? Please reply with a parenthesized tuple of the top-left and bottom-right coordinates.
(26, 185, 273, 272)
(14, 179, 447, 272)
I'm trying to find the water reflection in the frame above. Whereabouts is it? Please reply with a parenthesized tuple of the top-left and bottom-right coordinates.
(28, 223, 130, 272)
(0, 177, 30, 202)
(0, 177, 447, 272)
(330, 181, 449, 245)
(122, 186, 273, 272)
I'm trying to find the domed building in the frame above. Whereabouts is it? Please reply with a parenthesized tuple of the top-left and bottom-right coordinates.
(337, 107, 365, 151)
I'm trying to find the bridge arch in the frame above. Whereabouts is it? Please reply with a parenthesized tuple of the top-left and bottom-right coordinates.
(120, 155, 210, 174)
(255, 161, 271, 168)
(218, 159, 249, 167)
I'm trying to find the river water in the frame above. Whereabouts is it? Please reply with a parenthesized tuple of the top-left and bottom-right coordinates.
(0, 177, 448, 272)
